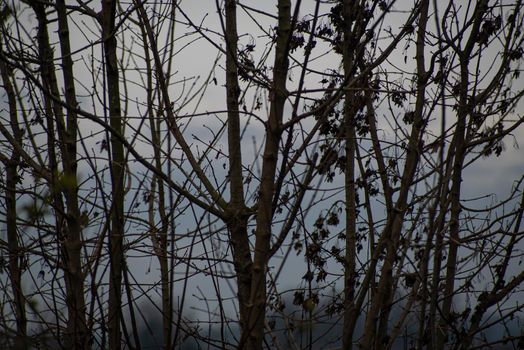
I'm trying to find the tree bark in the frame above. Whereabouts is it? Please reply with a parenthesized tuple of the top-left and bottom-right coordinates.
(31, 3, 89, 347)
(242, 1, 291, 348)
(436, 2, 488, 347)
(102, 1, 125, 349)
(56, 1, 90, 347)
(360, 1, 429, 347)
(0, 51, 27, 348)
(341, 2, 357, 348)
(223, 0, 253, 337)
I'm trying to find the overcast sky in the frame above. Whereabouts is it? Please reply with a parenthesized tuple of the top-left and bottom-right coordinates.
(1, 1, 523, 346)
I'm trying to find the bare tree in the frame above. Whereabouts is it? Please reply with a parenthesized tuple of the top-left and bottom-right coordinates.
(0, 1, 523, 349)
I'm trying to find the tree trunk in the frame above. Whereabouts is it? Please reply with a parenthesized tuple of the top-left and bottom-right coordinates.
(223, 0, 253, 336)
(0, 52, 27, 348)
(341, 2, 357, 348)
(55, 1, 90, 347)
(31, 3, 89, 347)
(102, 1, 125, 349)
(242, 1, 291, 349)
(360, 1, 429, 347)
(436, 2, 488, 347)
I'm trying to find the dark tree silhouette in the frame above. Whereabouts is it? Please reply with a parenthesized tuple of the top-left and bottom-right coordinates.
(0, 1, 523, 349)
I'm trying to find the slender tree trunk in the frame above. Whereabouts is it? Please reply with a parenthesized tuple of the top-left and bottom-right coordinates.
(156, 107, 172, 350)
(55, 1, 90, 347)
(341, 2, 357, 348)
(31, 3, 89, 347)
(140, 17, 173, 347)
(360, 1, 429, 347)
(30, 8, 66, 345)
(376, 0, 430, 342)
(0, 54, 27, 348)
(223, 0, 253, 336)
(102, 1, 125, 349)
(435, 63, 468, 350)
(436, 2, 487, 347)
(242, 1, 291, 348)
(342, 102, 357, 349)
(428, 169, 453, 349)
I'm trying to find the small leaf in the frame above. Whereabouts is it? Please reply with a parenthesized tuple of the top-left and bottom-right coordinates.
(303, 298, 316, 312)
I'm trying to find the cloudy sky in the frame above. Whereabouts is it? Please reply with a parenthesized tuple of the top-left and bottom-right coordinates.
(1, 0, 523, 347)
